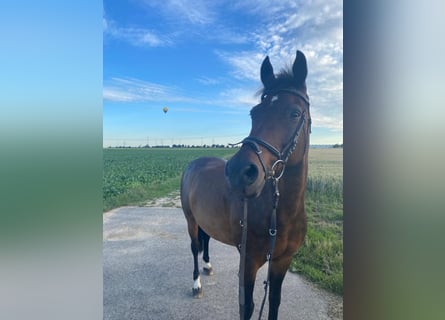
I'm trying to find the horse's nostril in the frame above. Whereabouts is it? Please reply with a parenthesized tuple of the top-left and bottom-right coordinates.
(242, 164, 258, 185)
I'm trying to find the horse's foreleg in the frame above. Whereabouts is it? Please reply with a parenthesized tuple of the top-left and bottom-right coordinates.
(267, 256, 292, 320)
(240, 259, 259, 320)
(242, 280, 255, 320)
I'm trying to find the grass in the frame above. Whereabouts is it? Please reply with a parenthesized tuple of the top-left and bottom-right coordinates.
(103, 148, 236, 212)
(289, 148, 343, 295)
(103, 147, 343, 295)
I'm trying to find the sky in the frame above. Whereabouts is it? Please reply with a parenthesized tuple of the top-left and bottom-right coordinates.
(103, 0, 343, 147)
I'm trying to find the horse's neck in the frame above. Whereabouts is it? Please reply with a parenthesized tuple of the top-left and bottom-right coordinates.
(279, 159, 307, 212)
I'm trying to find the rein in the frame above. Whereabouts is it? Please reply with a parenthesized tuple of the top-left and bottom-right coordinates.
(238, 171, 282, 320)
(237, 89, 310, 319)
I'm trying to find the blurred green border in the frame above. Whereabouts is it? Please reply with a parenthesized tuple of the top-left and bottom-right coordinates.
(0, 1, 103, 319)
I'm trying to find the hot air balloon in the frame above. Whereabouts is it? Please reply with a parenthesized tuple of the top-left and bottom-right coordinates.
(162, 106, 168, 114)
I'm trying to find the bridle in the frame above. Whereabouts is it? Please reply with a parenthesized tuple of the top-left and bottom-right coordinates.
(237, 88, 311, 320)
(242, 88, 311, 181)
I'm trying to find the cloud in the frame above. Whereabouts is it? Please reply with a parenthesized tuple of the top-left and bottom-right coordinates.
(231, 0, 298, 18)
(103, 76, 257, 114)
(103, 18, 172, 47)
(215, 0, 343, 130)
(104, 1, 343, 135)
(138, 0, 214, 25)
(312, 109, 342, 129)
(105, 2, 252, 48)
(217, 1, 342, 77)
(195, 76, 223, 86)
(216, 50, 264, 82)
(103, 77, 194, 102)
(219, 88, 259, 108)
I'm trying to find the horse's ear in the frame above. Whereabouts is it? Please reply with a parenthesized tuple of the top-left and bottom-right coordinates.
(261, 56, 275, 89)
(292, 50, 308, 86)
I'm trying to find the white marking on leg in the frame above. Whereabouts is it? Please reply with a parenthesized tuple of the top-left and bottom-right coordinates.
(193, 276, 201, 289)
(204, 262, 212, 269)
(271, 95, 279, 102)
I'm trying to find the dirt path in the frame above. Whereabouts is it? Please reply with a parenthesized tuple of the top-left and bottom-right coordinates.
(144, 191, 182, 208)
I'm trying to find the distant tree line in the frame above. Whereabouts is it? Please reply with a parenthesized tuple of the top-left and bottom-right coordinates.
(108, 144, 344, 149)
(110, 144, 236, 149)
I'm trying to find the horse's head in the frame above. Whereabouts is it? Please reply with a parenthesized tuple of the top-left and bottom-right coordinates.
(225, 50, 311, 198)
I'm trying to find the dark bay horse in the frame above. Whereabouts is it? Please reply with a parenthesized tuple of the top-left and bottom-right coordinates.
(180, 50, 311, 320)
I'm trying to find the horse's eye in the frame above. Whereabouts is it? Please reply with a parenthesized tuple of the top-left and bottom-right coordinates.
(291, 110, 301, 118)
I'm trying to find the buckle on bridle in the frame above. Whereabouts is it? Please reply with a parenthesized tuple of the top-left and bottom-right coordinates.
(270, 159, 285, 180)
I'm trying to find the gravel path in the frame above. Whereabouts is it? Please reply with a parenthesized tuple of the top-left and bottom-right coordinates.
(103, 206, 342, 320)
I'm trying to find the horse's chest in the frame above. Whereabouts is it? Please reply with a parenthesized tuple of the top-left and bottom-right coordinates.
(275, 217, 307, 256)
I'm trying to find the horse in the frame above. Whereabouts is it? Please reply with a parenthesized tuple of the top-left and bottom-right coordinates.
(180, 50, 311, 320)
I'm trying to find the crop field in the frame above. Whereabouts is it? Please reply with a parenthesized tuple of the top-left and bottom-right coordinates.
(103, 148, 236, 212)
(103, 147, 343, 294)
(290, 148, 343, 294)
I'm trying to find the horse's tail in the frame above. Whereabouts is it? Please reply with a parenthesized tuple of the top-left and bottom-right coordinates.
(198, 226, 206, 253)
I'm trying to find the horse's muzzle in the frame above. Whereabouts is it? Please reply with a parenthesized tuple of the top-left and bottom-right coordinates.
(225, 157, 263, 198)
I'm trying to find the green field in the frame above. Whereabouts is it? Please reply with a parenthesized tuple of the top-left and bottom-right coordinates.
(103, 147, 343, 294)
(290, 148, 343, 294)
(103, 148, 236, 212)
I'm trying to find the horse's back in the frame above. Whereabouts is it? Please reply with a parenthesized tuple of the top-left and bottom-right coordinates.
(181, 157, 237, 245)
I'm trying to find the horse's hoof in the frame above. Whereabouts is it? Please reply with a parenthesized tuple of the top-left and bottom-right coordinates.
(192, 287, 203, 299)
(203, 266, 214, 276)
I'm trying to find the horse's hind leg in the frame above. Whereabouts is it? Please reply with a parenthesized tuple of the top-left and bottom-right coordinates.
(199, 227, 214, 276)
(185, 215, 203, 298)
(191, 239, 203, 298)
